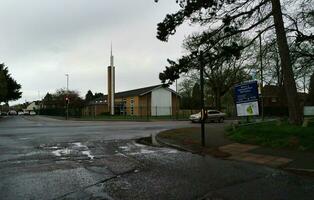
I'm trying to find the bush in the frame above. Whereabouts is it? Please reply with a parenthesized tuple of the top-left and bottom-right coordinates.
(264, 106, 289, 116)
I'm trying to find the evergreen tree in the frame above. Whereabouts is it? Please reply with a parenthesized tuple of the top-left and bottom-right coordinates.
(0, 70, 7, 101)
(0, 63, 22, 103)
(93, 92, 104, 99)
(85, 90, 94, 102)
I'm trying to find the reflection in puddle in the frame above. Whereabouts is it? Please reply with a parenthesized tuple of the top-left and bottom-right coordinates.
(47, 142, 95, 159)
(52, 148, 71, 157)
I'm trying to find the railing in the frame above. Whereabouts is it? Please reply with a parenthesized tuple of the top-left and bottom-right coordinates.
(39, 104, 242, 121)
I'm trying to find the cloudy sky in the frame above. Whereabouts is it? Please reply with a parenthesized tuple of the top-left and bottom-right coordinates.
(0, 0, 198, 104)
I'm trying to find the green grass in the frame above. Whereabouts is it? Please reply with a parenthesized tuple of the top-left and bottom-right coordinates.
(159, 127, 202, 146)
(227, 121, 314, 151)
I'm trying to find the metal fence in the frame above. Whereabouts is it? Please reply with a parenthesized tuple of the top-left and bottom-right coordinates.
(40, 106, 201, 121)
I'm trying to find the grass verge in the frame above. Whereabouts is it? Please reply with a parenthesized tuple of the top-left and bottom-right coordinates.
(227, 121, 314, 151)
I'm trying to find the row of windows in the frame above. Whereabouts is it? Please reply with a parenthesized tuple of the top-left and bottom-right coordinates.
(121, 97, 135, 115)
(130, 97, 134, 115)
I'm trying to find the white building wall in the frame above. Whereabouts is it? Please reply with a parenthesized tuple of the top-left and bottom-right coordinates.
(26, 102, 39, 111)
(151, 88, 172, 116)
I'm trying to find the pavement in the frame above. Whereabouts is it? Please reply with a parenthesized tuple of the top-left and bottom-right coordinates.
(156, 121, 314, 174)
(0, 116, 313, 200)
(219, 143, 293, 168)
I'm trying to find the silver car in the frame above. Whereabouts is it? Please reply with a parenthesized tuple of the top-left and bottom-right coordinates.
(7, 110, 17, 115)
(189, 110, 226, 123)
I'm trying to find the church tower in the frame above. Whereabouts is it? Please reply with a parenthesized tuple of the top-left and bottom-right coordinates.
(108, 45, 115, 115)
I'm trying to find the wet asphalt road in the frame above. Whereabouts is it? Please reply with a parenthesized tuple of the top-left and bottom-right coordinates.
(0, 116, 313, 200)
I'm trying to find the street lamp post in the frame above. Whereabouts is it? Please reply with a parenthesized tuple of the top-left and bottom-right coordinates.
(65, 74, 69, 120)
(199, 50, 206, 147)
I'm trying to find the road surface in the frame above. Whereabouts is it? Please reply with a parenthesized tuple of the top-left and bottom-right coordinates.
(0, 116, 313, 200)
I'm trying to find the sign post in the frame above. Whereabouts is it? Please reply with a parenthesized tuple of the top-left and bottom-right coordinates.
(234, 81, 260, 118)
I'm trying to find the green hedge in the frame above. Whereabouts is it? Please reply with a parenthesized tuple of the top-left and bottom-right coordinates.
(40, 108, 82, 117)
(264, 106, 289, 116)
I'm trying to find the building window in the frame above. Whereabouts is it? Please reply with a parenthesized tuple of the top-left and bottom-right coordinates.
(130, 97, 134, 115)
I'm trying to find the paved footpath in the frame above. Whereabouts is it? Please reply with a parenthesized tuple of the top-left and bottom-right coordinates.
(219, 143, 293, 168)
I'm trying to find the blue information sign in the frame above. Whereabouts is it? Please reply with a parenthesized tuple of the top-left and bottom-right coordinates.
(234, 81, 259, 104)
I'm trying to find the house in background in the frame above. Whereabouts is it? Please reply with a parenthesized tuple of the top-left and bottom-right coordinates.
(262, 85, 308, 116)
(83, 85, 180, 117)
(24, 101, 41, 113)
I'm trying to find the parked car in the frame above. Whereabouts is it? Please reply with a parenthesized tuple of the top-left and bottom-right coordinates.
(18, 111, 24, 115)
(0, 112, 7, 116)
(29, 111, 36, 115)
(189, 110, 226, 123)
(23, 111, 30, 115)
(7, 110, 17, 115)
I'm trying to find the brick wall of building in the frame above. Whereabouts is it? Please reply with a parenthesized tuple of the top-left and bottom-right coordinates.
(138, 93, 151, 116)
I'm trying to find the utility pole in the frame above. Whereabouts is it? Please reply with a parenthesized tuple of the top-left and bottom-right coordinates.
(65, 74, 69, 120)
(199, 50, 205, 147)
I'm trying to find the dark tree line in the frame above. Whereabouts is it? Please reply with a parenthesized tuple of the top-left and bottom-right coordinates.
(42, 89, 84, 109)
(84, 90, 104, 102)
(40, 90, 84, 117)
(0, 63, 22, 103)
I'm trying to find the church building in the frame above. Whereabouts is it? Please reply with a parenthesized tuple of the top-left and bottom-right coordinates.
(82, 48, 180, 117)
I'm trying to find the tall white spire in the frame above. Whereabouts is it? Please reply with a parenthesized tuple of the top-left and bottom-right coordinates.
(110, 42, 114, 67)
(108, 42, 115, 116)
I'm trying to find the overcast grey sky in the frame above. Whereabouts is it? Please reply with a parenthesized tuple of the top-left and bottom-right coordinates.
(0, 0, 198, 104)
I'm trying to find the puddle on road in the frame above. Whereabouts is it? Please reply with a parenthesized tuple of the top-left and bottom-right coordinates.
(52, 148, 71, 157)
(40, 142, 95, 160)
(38, 139, 179, 162)
(128, 149, 155, 155)
(73, 143, 95, 160)
(118, 141, 180, 156)
(82, 150, 95, 160)
(72, 142, 85, 148)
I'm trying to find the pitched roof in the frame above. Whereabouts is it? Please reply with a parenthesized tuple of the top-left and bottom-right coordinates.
(92, 84, 174, 103)
(113, 84, 163, 98)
